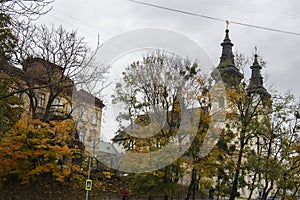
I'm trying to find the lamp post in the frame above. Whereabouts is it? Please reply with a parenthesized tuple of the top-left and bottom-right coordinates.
(85, 155, 92, 200)
(85, 138, 100, 200)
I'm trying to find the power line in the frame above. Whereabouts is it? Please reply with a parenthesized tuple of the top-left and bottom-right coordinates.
(128, 0, 300, 36)
(53, 9, 115, 36)
(189, 0, 300, 22)
(48, 9, 153, 65)
(48, 14, 98, 38)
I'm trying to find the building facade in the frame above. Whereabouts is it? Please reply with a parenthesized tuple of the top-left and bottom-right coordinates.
(0, 58, 104, 156)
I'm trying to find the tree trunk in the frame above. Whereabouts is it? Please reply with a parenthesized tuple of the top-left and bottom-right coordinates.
(185, 167, 197, 200)
(247, 171, 258, 200)
(229, 140, 245, 200)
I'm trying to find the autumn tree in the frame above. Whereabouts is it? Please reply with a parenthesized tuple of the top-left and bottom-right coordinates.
(0, 118, 84, 186)
(242, 92, 300, 200)
(112, 51, 205, 199)
(212, 55, 298, 200)
(182, 78, 214, 200)
(223, 84, 270, 199)
(204, 50, 273, 200)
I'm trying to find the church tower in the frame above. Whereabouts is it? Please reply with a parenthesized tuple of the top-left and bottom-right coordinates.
(246, 51, 271, 106)
(209, 26, 273, 200)
(211, 28, 244, 87)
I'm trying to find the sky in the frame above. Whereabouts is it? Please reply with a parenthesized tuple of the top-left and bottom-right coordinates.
(37, 0, 300, 141)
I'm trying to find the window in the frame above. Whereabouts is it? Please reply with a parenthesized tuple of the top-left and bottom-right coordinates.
(88, 137, 95, 147)
(218, 97, 225, 109)
(52, 98, 62, 111)
(67, 105, 72, 115)
(16, 92, 23, 99)
(81, 108, 88, 121)
(91, 111, 98, 125)
(79, 131, 85, 142)
(37, 93, 45, 107)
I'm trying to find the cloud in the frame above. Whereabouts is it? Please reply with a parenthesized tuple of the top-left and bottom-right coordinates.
(37, 0, 300, 140)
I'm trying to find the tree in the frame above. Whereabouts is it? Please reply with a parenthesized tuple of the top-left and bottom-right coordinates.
(204, 52, 273, 200)
(112, 51, 202, 148)
(0, 0, 54, 22)
(0, 12, 22, 130)
(0, 118, 84, 185)
(0, 12, 17, 64)
(225, 84, 271, 200)
(0, 75, 23, 133)
(249, 92, 300, 200)
(112, 51, 204, 199)
(183, 88, 212, 200)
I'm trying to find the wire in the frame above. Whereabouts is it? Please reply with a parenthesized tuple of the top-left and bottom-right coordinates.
(48, 9, 152, 65)
(53, 8, 115, 36)
(128, 0, 300, 36)
(190, 0, 300, 22)
(48, 14, 98, 38)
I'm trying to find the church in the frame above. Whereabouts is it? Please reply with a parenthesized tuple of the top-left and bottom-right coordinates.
(209, 27, 273, 199)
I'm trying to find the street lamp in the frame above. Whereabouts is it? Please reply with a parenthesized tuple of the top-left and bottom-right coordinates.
(86, 155, 92, 200)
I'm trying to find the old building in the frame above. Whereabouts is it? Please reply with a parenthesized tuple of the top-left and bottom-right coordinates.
(73, 89, 104, 156)
(0, 58, 104, 156)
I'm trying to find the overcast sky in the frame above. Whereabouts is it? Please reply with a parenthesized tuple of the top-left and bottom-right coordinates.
(37, 0, 300, 141)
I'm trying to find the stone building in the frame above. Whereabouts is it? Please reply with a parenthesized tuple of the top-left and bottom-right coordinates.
(0, 58, 104, 156)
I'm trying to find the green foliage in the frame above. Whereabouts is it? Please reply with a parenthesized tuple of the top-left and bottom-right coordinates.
(0, 12, 17, 63)
(129, 167, 181, 198)
(0, 76, 23, 133)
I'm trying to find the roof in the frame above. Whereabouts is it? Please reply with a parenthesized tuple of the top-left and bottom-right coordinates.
(0, 63, 26, 78)
(98, 141, 119, 155)
(74, 89, 105, 108)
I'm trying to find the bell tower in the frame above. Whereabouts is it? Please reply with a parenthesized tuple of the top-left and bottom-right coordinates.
(211, 24, 244, 87)
(246, 49, 271, 106)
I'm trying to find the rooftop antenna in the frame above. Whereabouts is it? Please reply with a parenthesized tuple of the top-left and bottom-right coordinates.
(254, 46, 258, 55)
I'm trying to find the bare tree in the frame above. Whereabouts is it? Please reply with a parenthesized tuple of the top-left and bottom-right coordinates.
(0, 0, 54, 22)
(6, 24, 109, 121)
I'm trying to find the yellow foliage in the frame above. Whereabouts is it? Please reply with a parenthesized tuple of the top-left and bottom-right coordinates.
(61, 145, 71, 156)
(103, 171, 112, 179)
(0, 118, 82, 185)
(51, 145, 62, 152)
